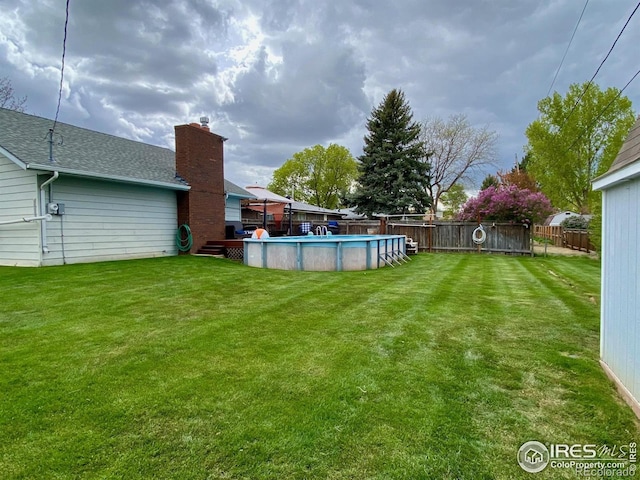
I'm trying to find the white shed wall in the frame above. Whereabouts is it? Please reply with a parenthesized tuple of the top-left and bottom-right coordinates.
(600, 178, 640, 405)
(0, 155, 41, 266)
(42, 176, 178, 266)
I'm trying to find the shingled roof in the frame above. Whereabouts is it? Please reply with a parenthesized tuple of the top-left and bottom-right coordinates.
(0, 108, 189, 190)
(224, 179, 255, 199)
(608, 116, 640, 174)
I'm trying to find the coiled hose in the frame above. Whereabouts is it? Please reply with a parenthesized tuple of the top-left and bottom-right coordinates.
(176, 224, 193, 252)
(472, 224, 486, 245)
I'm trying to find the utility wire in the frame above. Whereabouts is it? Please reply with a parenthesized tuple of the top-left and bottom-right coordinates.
(564, 66, 640, 154)
(560, 1, 640, 129)
(52, 0, 70, 132)
(546, 0, 590, 98)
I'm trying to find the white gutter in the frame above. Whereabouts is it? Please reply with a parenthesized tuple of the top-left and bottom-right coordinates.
(40, 171, 59, 254)
(26, 163, 190, 191)
(0, 214, 52, 226)
(592, 160, 640, 191)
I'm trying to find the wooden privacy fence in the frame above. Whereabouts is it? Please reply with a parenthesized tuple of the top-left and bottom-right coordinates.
(385, 221, 531, 254)
(564, 230, 594, 253)
(533, 225, 564, 247)
(342, 221, 382, 235)
(262, 220, 377, 236)
(533, 225, 594, 252)
(259, 219, 532, 254)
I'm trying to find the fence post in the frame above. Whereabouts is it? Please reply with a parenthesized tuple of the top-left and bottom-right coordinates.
(476, 215, 482, 254)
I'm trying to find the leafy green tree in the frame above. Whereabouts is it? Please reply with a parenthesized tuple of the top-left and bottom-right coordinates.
(480, 174, 500, 191)
(421, 114, 497, 214)
(268, 144, 358, 209)
(525, 82, 635, 213)
(441, 183, 468, 218)
(349, 89, 431, 216)
(589, 196, 603, 251)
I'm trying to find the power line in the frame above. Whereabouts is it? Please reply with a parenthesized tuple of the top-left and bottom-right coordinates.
(564, 66, 640, 155)
(561, 1, 640, 129)
(546, 0, 590, 98)
(52, 0, 70, 132)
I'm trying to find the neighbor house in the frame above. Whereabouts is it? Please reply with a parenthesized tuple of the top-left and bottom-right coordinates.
(543, 211, 592, 227)
(592, 116, 640, 419)
(287, 198, 345, 223)
(241, 185, 344, 233)
(242, 185, 344, 223)
(225, 180, 255, 223)
(0, 108, 234, 266)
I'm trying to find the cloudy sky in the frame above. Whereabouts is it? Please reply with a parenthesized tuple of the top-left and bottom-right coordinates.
(1, 0, 639, 189)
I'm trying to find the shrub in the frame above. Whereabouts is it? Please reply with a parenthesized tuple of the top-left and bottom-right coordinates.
(458, 185, 553, 225)
(560, 215, 590, 230)
(588, 211, 602, 252)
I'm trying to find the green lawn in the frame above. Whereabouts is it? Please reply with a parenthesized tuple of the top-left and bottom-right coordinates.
(0, 254, 637, 479)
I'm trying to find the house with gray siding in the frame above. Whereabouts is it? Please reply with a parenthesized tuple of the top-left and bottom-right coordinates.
(592, 116, 640, 419)
(224, 179, 255, 222)
(0, 108, 232, 266)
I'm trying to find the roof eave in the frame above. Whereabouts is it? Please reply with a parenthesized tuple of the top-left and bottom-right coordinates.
(593, 160, 640, 191)
(294, 207, 340, 215)
(0, 145, 27, 169)
(25, 163, 191, 191)
(226, 192, 257, 200)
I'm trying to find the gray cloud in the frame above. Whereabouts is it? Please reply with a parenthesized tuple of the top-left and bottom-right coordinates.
(1, 0, 638, 189)
(226, 40, 368, 144)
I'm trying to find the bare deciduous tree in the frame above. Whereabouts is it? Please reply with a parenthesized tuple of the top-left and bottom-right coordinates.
(421, 114, 497, 214)
(0, 77, 27, 112)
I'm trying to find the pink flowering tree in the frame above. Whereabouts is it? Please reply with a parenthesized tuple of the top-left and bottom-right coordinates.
(458, 185, 553, 225)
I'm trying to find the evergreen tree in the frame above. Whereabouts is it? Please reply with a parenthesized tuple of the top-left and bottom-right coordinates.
(480, 174, 500, 191)
(350, 89, 431, 216)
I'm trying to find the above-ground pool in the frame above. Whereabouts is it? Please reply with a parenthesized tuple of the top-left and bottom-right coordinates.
(244, 234, 409, 271)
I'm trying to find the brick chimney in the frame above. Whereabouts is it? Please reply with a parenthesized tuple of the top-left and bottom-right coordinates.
(175, 121, 226, 253)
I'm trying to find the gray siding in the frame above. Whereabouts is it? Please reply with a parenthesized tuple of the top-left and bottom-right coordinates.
(0, 155, 41, 266)
(601, 178, 640, 404)
(42, 177, 178, 265)
(225, 196, 242, 222)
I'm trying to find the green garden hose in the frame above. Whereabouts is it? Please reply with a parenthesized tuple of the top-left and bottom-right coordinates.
(176, 224, 193, 252)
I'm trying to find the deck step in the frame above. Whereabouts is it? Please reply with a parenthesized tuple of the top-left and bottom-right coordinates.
(197, 244, 225, 256)
(196, 239, 245, 259)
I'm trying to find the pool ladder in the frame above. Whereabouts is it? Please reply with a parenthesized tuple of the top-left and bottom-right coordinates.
(315, 225, 329, 236)
(379, 251, 410, 267)
(378, 242, 411, 267)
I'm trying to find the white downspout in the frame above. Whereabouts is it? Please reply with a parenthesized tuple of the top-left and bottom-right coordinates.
(39, 171, 59, 254)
